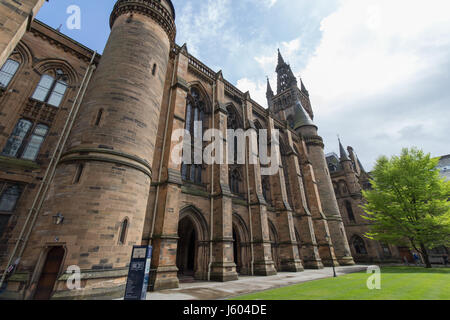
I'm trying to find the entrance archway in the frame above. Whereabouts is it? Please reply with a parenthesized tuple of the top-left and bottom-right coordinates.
(176, 206, 209, 281)
(232, 213, 250, 275)
(177, 217, 197, 278)
(34, 246, 65, 300)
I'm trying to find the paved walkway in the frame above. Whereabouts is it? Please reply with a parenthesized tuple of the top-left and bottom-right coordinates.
(146, 265, 368, 300)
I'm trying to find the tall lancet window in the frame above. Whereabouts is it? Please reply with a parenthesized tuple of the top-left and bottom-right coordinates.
(181, 88, 206, 184)
(0, 59, 20, 88)
(226, 105, 244, 196)
(31, 69, 68, 107)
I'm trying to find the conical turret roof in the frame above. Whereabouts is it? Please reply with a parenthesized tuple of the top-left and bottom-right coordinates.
(294, 100, 315, 130)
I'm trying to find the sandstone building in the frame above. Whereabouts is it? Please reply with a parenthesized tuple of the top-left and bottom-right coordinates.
(326, 144, 405, 264)
(0, 0, 365, 299)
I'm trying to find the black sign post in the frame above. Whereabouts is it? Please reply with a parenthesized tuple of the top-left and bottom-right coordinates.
(124, 245, 152, 300)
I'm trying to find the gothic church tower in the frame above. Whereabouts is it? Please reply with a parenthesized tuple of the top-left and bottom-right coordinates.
(267, 50, 355, 266)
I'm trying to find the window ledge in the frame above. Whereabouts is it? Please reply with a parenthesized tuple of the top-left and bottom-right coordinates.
(0, 156, 40, 170)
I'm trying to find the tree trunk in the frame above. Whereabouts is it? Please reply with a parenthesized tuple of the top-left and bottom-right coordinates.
(420, 243, 432, 268)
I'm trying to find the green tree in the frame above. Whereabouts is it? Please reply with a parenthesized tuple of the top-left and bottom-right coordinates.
(362, 148, 450, 268)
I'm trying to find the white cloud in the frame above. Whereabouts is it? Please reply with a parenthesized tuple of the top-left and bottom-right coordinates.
(176, 0, 233, 55)
(300, 0, 450, 168)
(236, 78, 269, 107)
(302, 0, 450, 113)
(235, 0, 450, 169)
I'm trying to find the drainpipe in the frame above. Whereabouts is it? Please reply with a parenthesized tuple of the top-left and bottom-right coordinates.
(207, 82, 216, 281)
(0, 52, 97, 289)
(242, 102, 254, 276)
(149, 51, 179, 247)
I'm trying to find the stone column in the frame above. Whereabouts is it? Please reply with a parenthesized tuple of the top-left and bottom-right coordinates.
(147, 45, 190, 291)
(267, 119, 303, 272)
(242, 94, 277, 276)
(210, 72, 238, 282)
(284, 130, 323, 269)
(302, 131, 354, 266)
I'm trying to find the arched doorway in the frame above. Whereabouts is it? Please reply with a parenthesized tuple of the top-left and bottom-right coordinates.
(176, 206, 210, 281)
(176, 216, 197, 279)
(232, 213, 250, 275)
(34, 246, 65, 300)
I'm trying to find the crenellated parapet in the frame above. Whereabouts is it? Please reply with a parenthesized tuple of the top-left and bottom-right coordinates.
(110, 0, 176, 42)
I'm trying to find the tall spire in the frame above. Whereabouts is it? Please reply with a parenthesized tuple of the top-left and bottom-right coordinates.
(266, 77, 274, 99)
(276, 49, 297, 94)
(339, 138, 350, 161)
(300, 78, 309, 96)
(277, 48, 285, 70)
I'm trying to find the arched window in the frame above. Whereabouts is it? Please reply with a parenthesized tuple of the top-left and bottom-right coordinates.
(119, 218, 129, 245)
(181, 88, 206, 184)
(345, 200, 356, 223)
(32, 69, 68, 107)
(229, 168, 241, 195)
(353, 236, 367, 255)
(0, 59, 20, 88)
(2, 119, 48, 161)
(227, 105, 241, 164)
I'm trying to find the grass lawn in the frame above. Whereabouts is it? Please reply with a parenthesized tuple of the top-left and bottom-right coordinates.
(232, 267, 450, 300)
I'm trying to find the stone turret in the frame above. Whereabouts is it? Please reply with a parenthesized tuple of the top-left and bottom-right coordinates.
(25, 0, 177, 299)
(296, 105, 354, 266)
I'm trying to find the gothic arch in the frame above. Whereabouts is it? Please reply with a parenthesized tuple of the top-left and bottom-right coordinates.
(187, 81, 212, 113)
(232, 213, 250, 274)
(33, 58, 79, 85)
(10, 41, 33, 68)
(226, 102, 244, 129)
(351, 235, 368, 255)
(177, 205, 210, 279)
(179, 205, 209, 241)
(253, 119, 266, 130)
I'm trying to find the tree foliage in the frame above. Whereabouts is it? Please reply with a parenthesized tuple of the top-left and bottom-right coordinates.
(362, 148, 450, 263)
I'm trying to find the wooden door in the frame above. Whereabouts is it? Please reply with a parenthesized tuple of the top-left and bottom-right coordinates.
(34, 246, 65, 300)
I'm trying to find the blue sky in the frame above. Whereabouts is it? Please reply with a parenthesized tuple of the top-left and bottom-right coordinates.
(36, 0, 450, 170)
